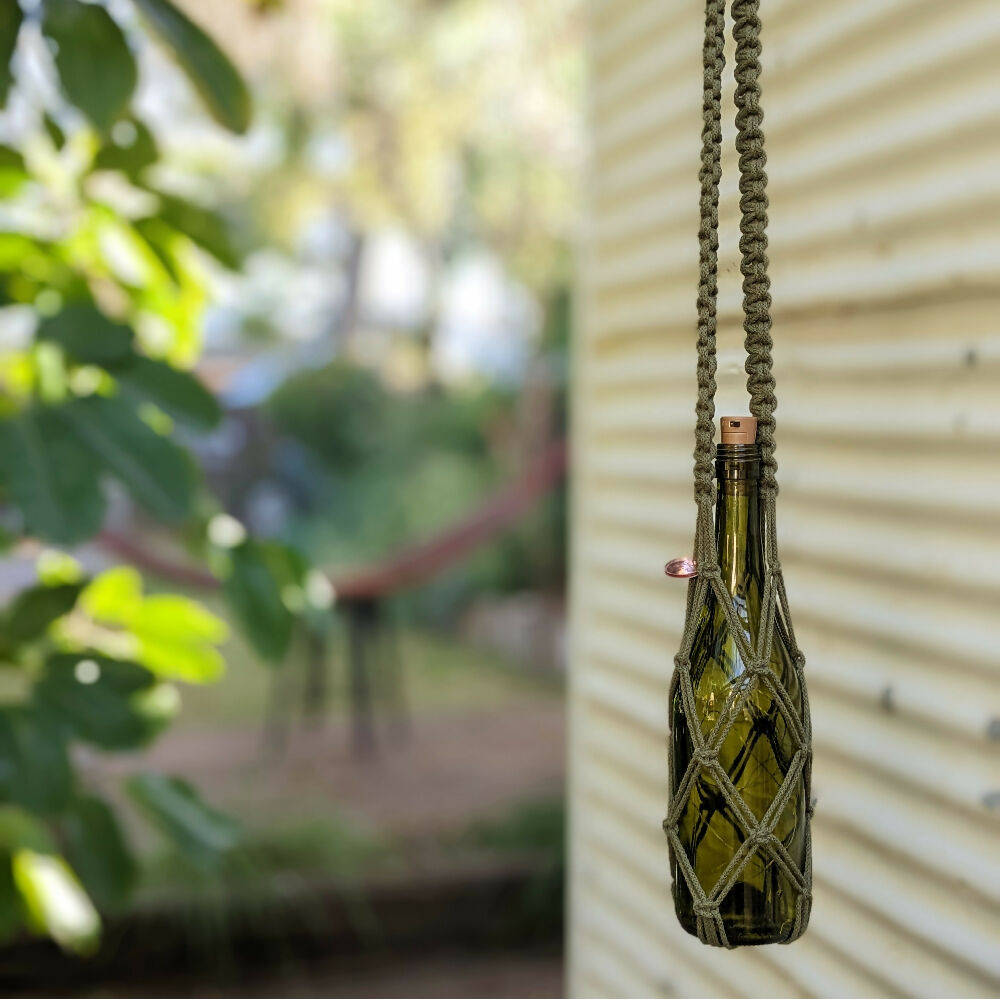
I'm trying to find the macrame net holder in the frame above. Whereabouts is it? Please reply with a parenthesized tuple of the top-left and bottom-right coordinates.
(662, 0, 814, 948)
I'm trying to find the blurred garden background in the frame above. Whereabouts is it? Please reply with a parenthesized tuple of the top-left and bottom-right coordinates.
(0, 0, 582, 995)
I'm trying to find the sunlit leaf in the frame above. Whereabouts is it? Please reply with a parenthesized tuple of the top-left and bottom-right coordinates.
(37, 304, 134, 366)
(115, 355, 221, 430)
(79, 570, 227, 683)
(132, 0, 251, 134)
(0, 232, 50, 270)
(131, 217, 182, 285)
(222, 541, 294, 664)
(54, 394, 196, 523)
(0, 407, 106, 545)
(130, 596, 227, 683)
(0, 705, 73, 815)
(79, 566, 143, 624)
(5, 581, 84, 645)
(0, 1, 22, 109)
(34, 652, 165, 750)
(12, 849, 99, 953)
(125, 773, 239, 871)
(37, 550, 85, 587)
(60, 795, 137, 911)
(42, 0, 137, 134)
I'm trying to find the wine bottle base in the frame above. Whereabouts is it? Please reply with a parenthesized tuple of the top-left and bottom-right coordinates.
(676, 910, 796, 947)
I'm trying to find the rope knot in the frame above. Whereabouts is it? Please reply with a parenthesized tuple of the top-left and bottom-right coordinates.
(692, 900, 717, 919)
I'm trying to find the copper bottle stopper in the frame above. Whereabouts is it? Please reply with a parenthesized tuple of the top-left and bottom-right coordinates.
(720, 415, 758, 445)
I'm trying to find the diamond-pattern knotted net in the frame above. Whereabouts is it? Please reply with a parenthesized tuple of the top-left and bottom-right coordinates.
(663, 0, 813, 948)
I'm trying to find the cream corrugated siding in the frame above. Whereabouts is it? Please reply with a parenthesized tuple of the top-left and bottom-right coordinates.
(569, 0, 1000, 996)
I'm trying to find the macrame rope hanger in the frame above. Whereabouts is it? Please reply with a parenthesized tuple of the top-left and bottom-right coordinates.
(662, 0, 814, 948)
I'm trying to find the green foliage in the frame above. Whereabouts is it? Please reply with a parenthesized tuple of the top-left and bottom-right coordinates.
(60, 796, 137, 912)
(78, 567, 229, 682)
(221, 540, 296, 664)
(154, 190, 244, 269)
(3, 582, 84, 646)
(132, 0, 252, 134)
(35, 653, 165, 750)
(13, 850, 100, 953)
(268, 361, 385, 471)
(59, 395, 196, 523)
(0, 706, 73, 815)
(0, 0, 308, 955)
(126, 774, 240, 872)
(0, 406, 104, 545)
(462, 797, 565, 858)
(93, 117, 158, 177)
(114, 355, 221, 430)
(36, 304, 134, 365)
(0, 144, 26, 199)
(43, 0, 137, 134)
(0, 2, 21, 109)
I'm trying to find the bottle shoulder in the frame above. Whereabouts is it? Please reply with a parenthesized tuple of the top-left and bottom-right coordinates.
(676, 577, 801, 719)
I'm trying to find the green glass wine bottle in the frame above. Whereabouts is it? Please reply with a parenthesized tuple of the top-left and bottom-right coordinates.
(670, 416, 808, 945)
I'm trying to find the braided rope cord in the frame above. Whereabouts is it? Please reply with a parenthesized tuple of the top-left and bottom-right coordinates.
(664, 0, 813, 948)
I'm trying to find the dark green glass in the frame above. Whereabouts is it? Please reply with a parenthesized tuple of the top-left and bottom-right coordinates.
(670, 442, 806, 945)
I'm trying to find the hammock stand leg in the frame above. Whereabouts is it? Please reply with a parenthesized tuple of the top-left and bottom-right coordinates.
(345, 597, 379, 758)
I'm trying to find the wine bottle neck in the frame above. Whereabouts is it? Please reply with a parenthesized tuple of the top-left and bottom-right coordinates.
(714, 445, 765, 593)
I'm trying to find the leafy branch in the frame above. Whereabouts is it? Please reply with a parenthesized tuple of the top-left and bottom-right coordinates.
(0, 0, 318, 951)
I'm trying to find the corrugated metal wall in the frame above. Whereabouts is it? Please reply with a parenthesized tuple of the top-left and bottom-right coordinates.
(568, 0, 1000, 996)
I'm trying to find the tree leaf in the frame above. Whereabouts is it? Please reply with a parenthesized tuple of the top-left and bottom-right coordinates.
(0, 407, 106, 546)
(125, 773, 239, 871)
(154, 191, 242, 269)
(222, 541, 293, 664)
(12, 849, 100, 953)
(0, 852, 25, 943)
(0, 143, 27, 197)
(93, 116, 158, 177)
(115, 355, 221, 430)
(0, 805, 56, 855)
(0, 705, 73, 815)
(60, 795, 137, 912)
(37, 303, 134, 366)
(79, 566, 143, 623)
(128, 595, 227, 682)
(131, 217, 182, 284)
(34, 653, 165, 751)
(42, 0, 137, 134)
(5, 581, 84, 645)
(43, 112, 66, 150)
(0, 1, 22, 110)
(55, 395, 195, 523)
(79, 568, 227, 684)
(131, 0, 250, 134)
(0, 807, 48, 942)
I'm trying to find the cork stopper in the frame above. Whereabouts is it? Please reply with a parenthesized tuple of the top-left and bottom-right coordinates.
(720, 415, 757, 445)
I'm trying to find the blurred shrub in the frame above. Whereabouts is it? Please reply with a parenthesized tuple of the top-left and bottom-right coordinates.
(269, 360, 565, 618)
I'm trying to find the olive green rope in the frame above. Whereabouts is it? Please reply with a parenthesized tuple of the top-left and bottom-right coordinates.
(733, 0, 778, 496)
(666, 0, 813, 949)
